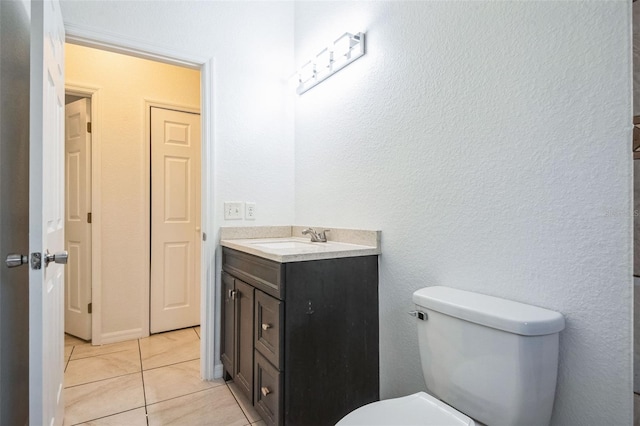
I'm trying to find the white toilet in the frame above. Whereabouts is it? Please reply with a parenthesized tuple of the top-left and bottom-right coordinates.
(337, 286, 565, 426)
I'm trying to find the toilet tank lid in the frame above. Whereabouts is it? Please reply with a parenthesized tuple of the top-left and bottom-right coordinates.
(413, 286, 565, 336)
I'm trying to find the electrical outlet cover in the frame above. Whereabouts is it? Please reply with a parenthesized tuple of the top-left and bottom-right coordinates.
(245, 202, 256, 220)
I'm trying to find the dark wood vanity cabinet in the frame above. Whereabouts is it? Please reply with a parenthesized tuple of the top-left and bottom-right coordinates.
(221, 247, 379, 426)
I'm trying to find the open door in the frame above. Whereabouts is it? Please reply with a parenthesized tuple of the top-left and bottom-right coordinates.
(29, 0, 66, 425)
(0, 0, 31, 424)
(65, 98, 92, 340)
(150, 107, 201, 333)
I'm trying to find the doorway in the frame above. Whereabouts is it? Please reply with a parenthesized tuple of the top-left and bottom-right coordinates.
(64, 44, 202, 345)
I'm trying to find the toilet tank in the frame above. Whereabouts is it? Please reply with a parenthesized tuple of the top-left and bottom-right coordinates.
(413, 286, 565, 426)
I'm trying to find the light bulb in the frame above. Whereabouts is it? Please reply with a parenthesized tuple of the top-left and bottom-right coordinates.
(315, 48, 331, 78)
(333, 32, 354, 64)
(299, 60, 315, 84)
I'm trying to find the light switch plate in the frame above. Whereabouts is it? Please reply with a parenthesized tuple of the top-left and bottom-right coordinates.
(224, 202, 244, 220)
(245, 202, 256, 220)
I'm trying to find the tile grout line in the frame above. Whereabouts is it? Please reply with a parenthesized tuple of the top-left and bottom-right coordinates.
(69, 347, 136, 361)
(142, 357, 201, 372)
(69, 407, 146, 426)
(137, 338, 150, 426)
(145, 385, 224, 408)
(64, 370, 141, 390)
(226, 382, 252, 425)
(65, 345, 74, 373)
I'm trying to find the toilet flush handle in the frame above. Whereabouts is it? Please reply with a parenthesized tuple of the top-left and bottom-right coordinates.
(408, 310, 428, 321)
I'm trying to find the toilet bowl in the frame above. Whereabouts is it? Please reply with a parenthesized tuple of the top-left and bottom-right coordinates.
(336, 286, 565, 426)
(336, 391, 475, 426)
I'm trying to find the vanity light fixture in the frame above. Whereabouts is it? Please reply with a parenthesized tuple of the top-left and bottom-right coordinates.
(296, 32, 366, 95)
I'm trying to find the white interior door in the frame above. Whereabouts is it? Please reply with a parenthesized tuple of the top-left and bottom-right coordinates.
(29, 0, 66, 425)
(64, 98, 92, 340)
(150, 107, 201, 333)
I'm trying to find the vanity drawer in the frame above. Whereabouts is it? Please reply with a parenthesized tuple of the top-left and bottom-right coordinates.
(254, 351, 282, 426)
(255, 290, 283, 370)
(223, 248, 285, 299)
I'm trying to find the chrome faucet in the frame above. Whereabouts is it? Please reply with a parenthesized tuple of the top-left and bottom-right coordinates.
(302, 228, 329, 243)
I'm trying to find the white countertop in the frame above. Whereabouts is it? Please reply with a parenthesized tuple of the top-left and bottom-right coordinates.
(220, 236, 381, 263)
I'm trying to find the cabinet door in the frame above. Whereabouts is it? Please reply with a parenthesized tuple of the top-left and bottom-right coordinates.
(221, 272, 235, 378)
(234, 279, 255, 401)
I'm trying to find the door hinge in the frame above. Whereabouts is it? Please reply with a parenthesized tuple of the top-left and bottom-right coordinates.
(87, 122, 92, 133)
(87, 212, 92, 223)
(88, 302, 92, 314)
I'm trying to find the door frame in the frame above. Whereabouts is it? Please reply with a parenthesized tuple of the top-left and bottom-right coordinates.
(65, 25, 217, 380)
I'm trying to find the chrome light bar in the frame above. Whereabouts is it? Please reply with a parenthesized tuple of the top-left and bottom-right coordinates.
(296, 32, 366, 95)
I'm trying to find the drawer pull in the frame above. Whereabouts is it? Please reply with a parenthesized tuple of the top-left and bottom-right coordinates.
(261, 386, 271, 396)
(261, 323, 272, 330)
(228, 289, 237, 300)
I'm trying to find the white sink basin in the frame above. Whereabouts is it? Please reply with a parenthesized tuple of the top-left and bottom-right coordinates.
(221, 234, 381, 262)
(250, 240, 318, 250)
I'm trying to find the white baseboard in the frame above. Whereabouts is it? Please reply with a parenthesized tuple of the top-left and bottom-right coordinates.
(98, 328, 146, 345)
(214, 363, 224, 379)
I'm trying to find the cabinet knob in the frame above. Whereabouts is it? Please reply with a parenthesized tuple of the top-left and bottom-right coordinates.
(261, 386, 271, 396)
(261, 323, 271, 331)
(228, 289, 237, 300)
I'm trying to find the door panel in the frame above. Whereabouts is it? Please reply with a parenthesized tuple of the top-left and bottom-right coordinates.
(150, 107, 201, 333)
(164, 156, 190, 221)
(163, 242, 190, 308)
(29, 1, 66, 424)
(64, 98, 91, 340)
(235, 279, 254, 402)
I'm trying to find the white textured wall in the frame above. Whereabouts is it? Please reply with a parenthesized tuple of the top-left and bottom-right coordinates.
(66, 44, 201, 339)
(60, 1, 295, 231)
(294, 2, 632, 425)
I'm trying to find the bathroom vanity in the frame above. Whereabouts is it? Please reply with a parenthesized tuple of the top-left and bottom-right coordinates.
(220, 227, 380, 426)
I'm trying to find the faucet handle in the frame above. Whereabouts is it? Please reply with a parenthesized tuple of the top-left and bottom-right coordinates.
(317, 229, 330, 242)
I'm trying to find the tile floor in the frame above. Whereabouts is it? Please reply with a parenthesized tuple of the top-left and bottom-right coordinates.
(64, 327, 264, 426)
